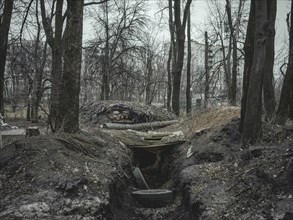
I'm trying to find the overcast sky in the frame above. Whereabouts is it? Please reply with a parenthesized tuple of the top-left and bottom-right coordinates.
(83, 0, 291, 46)
(82, 0, 290, 74)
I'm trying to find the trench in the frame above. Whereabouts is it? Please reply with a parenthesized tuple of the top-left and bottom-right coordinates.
(106, 142, 195, 220)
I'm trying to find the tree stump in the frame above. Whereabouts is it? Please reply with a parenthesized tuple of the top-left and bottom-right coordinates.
(26, 127, 40, 137)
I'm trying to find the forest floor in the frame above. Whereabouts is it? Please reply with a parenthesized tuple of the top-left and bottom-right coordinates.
(0, 103, 293, 219)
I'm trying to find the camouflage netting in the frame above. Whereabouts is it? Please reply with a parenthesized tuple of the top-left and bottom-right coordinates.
(80, 101, 176, 125)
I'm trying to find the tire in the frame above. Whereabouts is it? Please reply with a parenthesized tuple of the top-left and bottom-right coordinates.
(132, 189, 174, 208)
(133, 167, 149, 189)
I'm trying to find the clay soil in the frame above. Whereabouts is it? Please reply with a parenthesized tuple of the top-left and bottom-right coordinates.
(1, 106, 293, 219)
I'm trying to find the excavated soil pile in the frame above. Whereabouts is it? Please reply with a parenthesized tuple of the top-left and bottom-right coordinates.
(80, 101, 176, 125)
(1, 106, 293, 219)
(0, 131, 134, 219)
(164, 107, 293, 219)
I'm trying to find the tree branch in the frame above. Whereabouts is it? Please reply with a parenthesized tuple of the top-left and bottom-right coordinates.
(20, 0, 35, 45)
(84, 0, 109, 7)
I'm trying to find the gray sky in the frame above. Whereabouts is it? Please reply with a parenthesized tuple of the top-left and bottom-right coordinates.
(83, 0, 291, 44)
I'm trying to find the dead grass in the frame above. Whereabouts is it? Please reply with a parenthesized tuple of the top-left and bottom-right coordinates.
(188, 106, 240, 130)
(161, 107, 240, 138)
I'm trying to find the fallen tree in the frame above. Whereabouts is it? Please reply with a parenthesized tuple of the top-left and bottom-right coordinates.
(101, 120, 178, 131)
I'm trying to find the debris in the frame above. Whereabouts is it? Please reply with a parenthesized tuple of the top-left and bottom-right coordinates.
(186, 145, 194, 158)
(133, 167, 149, 189)
(80, 101, 176, 126)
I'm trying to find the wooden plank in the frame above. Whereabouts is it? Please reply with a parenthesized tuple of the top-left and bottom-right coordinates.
(129, 140, 185, 152)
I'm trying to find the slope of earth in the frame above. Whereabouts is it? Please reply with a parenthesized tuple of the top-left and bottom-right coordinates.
(0, 131, 136, 219)
(1, 106, 293, 220)
(164, 107, 293, 219)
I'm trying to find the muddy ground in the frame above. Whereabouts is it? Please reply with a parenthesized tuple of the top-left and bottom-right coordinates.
(1, 106, 293, 219)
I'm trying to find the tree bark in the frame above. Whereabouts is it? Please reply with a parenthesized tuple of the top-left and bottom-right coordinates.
(240, 0, 255, 133)
(59, 0, 83, 133)
(263, 0, 277, 121)
(40, 0, 64, 131)
(167, 0, 174, 111)
(31, 0, 47, 123)
(242, 0, 267, 146)
(0, 0, 14, 115)
(218, 32, 231, 102)
(231, 37, 237, 106)
(276, 0, 293, 125)
(167, 43, 172, 111)
(186, 10, 192, 114)
(101, 1, 110, 100)
(102, 120, 178, 131)
(145, 52, 153, 105)
(226, 0, 242, 106)
(204, 31, 209, 108)
(172, 0, 192, 116)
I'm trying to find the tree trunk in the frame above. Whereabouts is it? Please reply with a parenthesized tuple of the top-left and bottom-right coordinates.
(263, 0, 277, 121)
(218, 32, 231, 102)
(276, 0, 293, 125)
(0, 0, 14, 115)
(204, 31, 209, 108)
(172, 0, 192, 116)
(240, 0, 255, 133)
(102, 120, 178, 131)
(226, 0, 238, 106)
(59, 0, 83, 133)
(40, 0, 64, 131)
(167, 0, 174, 111)
(31, 0, 47, 123)
(167, 43, 172, 111)
(101, 1, 110, 100)
(231, 37, 237, 106)
(242, 0, 267, 146)
(145, 54, 153, 105)
(31, 42, 47, 123)
(186, 10, 192, 114)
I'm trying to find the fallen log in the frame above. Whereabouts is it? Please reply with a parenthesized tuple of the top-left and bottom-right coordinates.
(101, 120, 178, 131)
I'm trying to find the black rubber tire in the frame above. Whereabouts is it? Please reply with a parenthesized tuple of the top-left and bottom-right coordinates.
(133, 167, 149, 189)
(132, 189, 174, 208)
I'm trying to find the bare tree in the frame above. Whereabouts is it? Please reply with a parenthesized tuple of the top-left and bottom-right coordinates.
(0, 0, 14, 115)
(242, 0, 268, 146)
(31, 0, 48, 122)
(186, 10, 192, 114)
(240, 0, 255, 132)
(166, 0, 174, 111)
(204, 31, 210, 108)
(88, 0, 147, 101)
(276, 0, 293, 125)
(171, 0, 192, 116)
(225, 0, 244, 106)
(58, 0, 84, 133)
(206, 0, 247, 106)
(263, 0, 277, 121)
(40, 0, 64, 130)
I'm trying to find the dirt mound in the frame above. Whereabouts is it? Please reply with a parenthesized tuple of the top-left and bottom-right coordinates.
(80, 101, 176, 126)
(2, 106, 293, 219)
(159, 106, 240, 137)
(170, 111, 293, 219)
(0, 131, 133, 219)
